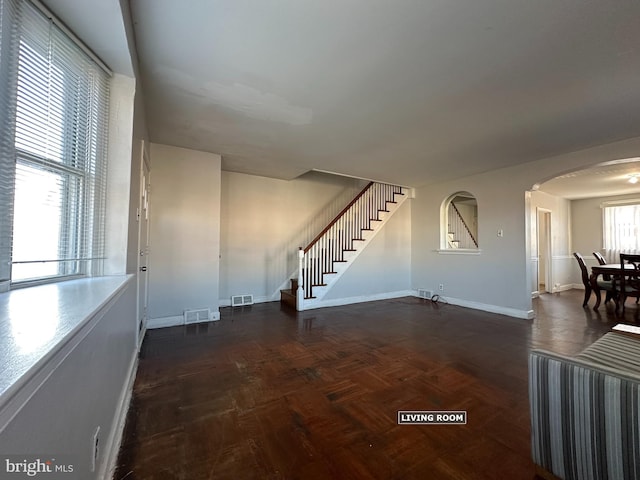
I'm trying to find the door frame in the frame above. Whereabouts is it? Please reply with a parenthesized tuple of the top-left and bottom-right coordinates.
(536, 208, 553, 295)
(136, 140, 151, 349)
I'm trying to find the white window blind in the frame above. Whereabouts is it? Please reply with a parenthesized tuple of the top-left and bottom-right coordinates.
(602, 203, 640, 262)
(0, 0, 110, 289)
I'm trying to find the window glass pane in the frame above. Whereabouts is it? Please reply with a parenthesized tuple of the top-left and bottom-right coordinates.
(11, 160, 81, 281)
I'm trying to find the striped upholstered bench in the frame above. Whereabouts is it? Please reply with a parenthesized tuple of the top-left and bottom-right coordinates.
(529, 332, 640, 480)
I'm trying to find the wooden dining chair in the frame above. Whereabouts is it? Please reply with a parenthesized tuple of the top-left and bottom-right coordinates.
(617, 253, 640, 312)
(592, 251, 611, 280)
(593, 251, 606, 265)
(574, 252, 615, 307)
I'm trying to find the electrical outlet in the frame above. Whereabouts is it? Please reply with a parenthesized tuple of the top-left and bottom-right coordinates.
(91, 426, 100, 472)
(438, 284, 444, 291)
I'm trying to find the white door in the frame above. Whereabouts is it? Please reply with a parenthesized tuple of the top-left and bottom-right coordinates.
(137, 142, 151, 348)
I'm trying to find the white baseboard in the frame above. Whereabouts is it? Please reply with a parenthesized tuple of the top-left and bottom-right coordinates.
(534, 284, 578, 296)
(429, 295, 535, 320)
(101, 350, 138, 480)
(220, 289, 539, 321)
(147, 310, 221, 329)
(551, 284, 575, 293)
(303, 290, 415, 310)
(147, 314, 183, 329)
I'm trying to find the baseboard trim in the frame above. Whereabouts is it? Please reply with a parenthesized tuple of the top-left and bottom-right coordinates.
(147, 310, 221, 329)
(303, 290, 415, 310)
(147, 315, 183, 329)
(432, 295, 535, 320)
(101, 350, 138, 480)
(551, 284, 574, 293)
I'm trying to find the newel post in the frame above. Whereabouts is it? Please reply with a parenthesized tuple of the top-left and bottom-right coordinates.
(297, 247, 304, 311)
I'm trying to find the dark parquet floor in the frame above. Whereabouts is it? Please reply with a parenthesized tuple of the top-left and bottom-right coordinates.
(114, 290, 636, 480)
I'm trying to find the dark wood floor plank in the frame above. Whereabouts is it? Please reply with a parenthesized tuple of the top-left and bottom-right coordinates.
(114, 290, 633, 479)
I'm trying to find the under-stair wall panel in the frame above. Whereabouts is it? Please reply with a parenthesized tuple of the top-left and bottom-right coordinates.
(297, 182, 410, 309)
(322, 199, 411, 301)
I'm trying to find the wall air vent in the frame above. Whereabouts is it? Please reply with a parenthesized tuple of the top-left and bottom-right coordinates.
(417, 289, 433, 300)
(231, 294, 254, 307)
(184, 308, 210, 324)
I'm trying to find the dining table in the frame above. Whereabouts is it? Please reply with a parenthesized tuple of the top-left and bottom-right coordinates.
(589, 263, 636, 310)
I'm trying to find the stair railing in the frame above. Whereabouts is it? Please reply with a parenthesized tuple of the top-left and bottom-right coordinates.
(448, 202, 478, 248)
(297, 182, 404, 304)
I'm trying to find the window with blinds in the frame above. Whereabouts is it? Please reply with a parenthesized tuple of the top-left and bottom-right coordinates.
(602, 201, 640, 260)
(0, 0, 110, 289)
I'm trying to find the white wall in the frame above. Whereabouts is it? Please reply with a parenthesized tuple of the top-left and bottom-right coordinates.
(219, 171, 367, 303)
(411, 136, 640, 319)
(104, 74, 136, 276)
(323, 199, 412, 300)
(148, 144, 221, 325)
(413, 172, 534, 318)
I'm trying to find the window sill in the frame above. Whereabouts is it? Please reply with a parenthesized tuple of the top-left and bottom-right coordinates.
(0, 275, 133, 409)
(436, 249, 482, 255)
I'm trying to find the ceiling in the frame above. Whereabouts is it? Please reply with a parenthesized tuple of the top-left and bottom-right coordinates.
(45, 1, 640, 190)
(536, 158, 640, 200)
(127, 0, 640, 187)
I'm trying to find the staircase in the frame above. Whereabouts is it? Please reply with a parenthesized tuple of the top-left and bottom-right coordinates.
(447, 202, 478, 249)
(280, 182, 408, 311)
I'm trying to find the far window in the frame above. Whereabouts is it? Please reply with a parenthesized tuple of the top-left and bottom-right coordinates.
(0, 0, 110, 287)
(442, 192, 478, 250)
(602, 203, 640, 257)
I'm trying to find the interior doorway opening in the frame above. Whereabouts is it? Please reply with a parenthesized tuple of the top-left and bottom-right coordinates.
(536, 208, 552, 295)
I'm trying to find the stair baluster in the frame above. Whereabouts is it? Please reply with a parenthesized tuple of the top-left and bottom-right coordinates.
(295, 182, 405, 308)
